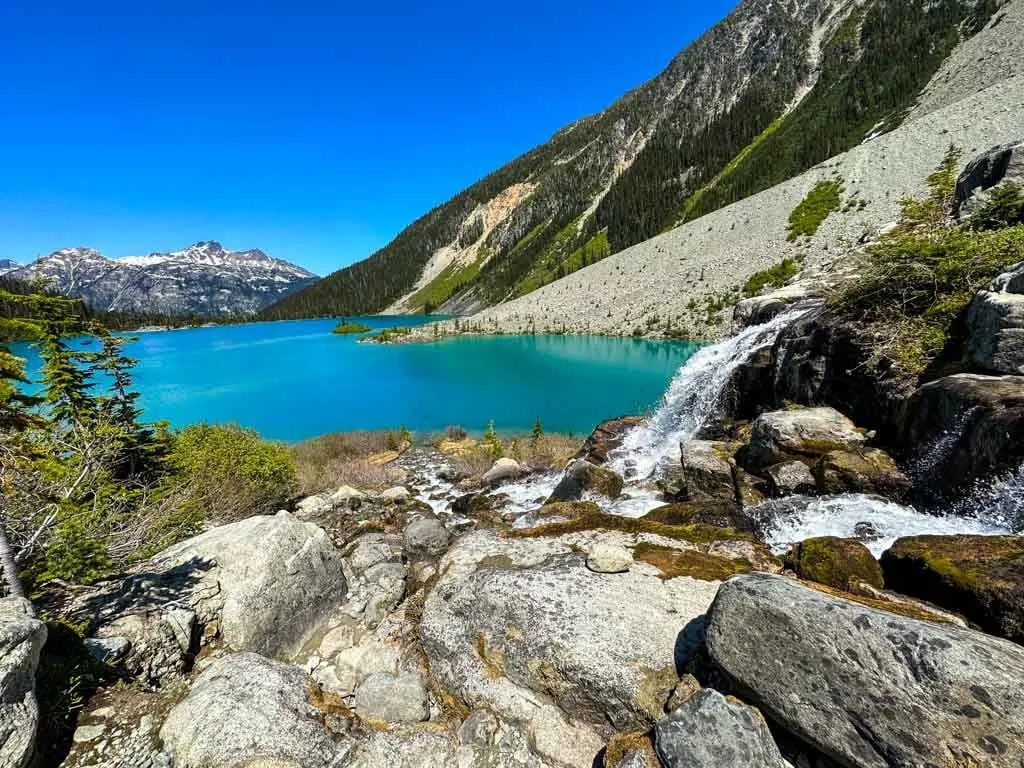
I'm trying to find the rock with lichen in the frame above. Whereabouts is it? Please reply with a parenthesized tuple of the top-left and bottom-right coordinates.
(880, 534, 1024, 644)
(783, 536, 884, 594)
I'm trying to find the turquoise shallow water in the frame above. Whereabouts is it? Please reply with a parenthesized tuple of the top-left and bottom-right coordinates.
(16, 317, 700, 442)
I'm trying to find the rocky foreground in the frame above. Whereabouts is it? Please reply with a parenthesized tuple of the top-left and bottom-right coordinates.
(5, 389, 1024, 768)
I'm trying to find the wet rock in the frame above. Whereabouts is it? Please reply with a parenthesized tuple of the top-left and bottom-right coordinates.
(814, 447, 909, 498)
(654, 456, 687, 501)
(548, 459, 624, 502)
(481, 457, 523, 485)
(881, 534, 1024, 644)
(354, 672, 429, 723)
(642, 502, 758, 536)
(680, 440, 738, 502)
(898, 373, 1024, 491)
(586, 543, 633, 573)
(654, 689, 787, 768)
(764, 460, 816, 497)
(82, 511, 347, 675)
(706, 573, 1024, 767)
(575, 415, 644, 465)
(160, 652, 351, 768)
(955, 139, 1024, 218)
(783, 536, 884, 593)
(733, 282, 816, 329)
(0, 598, 46, 768)
(403, 517, 450, 559)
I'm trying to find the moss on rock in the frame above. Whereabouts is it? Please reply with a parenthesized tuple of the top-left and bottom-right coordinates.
(511, 507, 752, 546)
(880, 535, 1024, 643)
(634, 543, 753, 582)
(784, 536, 884, 593)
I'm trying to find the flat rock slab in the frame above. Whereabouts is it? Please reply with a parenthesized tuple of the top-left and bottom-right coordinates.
(706, 573, 1024, 767)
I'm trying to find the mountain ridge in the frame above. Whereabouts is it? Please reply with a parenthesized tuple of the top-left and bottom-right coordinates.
(10, 241, 317, 317)
(262, 0, 999, 322)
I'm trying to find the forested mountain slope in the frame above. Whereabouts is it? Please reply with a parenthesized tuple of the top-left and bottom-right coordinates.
(263, 0, 999, 320)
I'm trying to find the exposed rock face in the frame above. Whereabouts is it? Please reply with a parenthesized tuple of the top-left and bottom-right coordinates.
(733, 282, 818, 329)
(967, 261, 1024, 374)
(680, 440, 737, 502)
(814, 448, 909, 498)
(419, 529, 721, 766)
(354, 672, 429, 723)
(955, 139, 1024, 218)
(706, 573, 1024, 767)
(654, 689, 787, 768)
(0, 599, 46, 768)
(575, 416, 644, 465)
(9, 241, 317, 317)
(764, 460, 816, 497)
(881, 534, 1024, 644)
(783, 536, 884, 593)
(642, 502, 759, 537)
(741, 407, 867, 470)
(548, 459, 624, 502)
(82, 511, 347, 679)
(160, 652, 350, 767)
(898, 373, 1024, 489)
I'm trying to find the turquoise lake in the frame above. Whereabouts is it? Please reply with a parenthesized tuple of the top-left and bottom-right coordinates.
(16, 317, 700, 442)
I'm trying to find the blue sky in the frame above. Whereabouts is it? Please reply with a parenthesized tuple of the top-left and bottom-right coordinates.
(0, 1, 735, 275)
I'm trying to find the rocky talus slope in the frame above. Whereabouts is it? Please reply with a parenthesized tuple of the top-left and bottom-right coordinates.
(10, 233, 1024, 765)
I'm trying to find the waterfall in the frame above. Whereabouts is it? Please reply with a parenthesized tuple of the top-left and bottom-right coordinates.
(609, 310, 801, 480)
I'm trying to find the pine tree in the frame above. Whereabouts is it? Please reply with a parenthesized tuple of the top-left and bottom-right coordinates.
(531, 417, 544, 446)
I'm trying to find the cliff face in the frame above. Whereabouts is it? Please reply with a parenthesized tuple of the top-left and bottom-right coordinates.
(264, 0, 1000, 321)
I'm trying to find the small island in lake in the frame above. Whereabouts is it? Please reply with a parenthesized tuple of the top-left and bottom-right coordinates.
(331, 321, 372, 334)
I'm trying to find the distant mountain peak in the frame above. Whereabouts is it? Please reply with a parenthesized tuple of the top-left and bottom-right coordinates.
(11, 242, 318, 317)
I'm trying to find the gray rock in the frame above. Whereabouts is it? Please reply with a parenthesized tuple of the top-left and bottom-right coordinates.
(0, 598, 46, 768)
(548, 459, 624, 502)
(742, 407, 866, 470)
(160, 652, 351, 767)
(481, 457, 523, 485)
(955, 139, 1024, 218)
(664, 673, 702, 713)
(458, 709, 500, 746)
(733, 282, 815, 329)
(574, 416, 645, 465)
(403, 517, 450, 558)
(86, 511, 346, 676)
(93, 607, 196, 686)
(680, 440, 737, 502)
(83, 635, 130, 665)
(764, 460, 816, 497)
(378, 486, 412, 504)
(296, 493, 333, 518)
(586, 543, 633, 574)
(347, 533, 403, 576)
(654, 456, 687, 501)
(655, 689, 786, 768)
(419, 529, 720, 762)
(361, 561, 407, 627)
(705, 573, 1024, 767)
(354, 672, 429, 723)
(967, 271, 1024, 374)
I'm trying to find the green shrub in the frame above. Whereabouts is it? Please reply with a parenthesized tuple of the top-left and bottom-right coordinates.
(166, 423, 298, 524)
(367, 326, 412, 343)
(968, 181, 1024, 231)
(787, 180, 843, 240)
(833, 147, 1024, 377)
(742, 257, 801, 297)
(331, 321, 372, 334)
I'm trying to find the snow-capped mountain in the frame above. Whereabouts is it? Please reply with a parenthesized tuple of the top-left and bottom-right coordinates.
(0, 259, 20, 275)
(9, 242, 318, 316)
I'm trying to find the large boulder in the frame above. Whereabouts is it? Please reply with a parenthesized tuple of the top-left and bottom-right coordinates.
(740, 407, 867, 471)
(481, 457, 523, 486)
(898, 373, 1024, 490)
(0, 599, 46, 768)
(419, 529, 721, 767)
(547, 459, 624, 502)
(814, 447, 910, 498)
(967, 261, 1024, 375)
(575, 416, 644, 465)
(955, 139, 1024, 218)
(881, 535, 1024, 644)
(732, 282, 817, 329)
(680, 440, 737, 502)
(654, 689, 787, 768)
(783, 536, 884, 594)
(83, 511, 347, 677)
(706, 573, 1024, 767)
(160, 652, 351, 767)
(642, 502, 758, 537)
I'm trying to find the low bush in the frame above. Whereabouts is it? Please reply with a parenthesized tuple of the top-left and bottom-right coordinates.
(290, 429, 406, 494)
(742, 257, 801, 297)
(787, 180, 843, 240)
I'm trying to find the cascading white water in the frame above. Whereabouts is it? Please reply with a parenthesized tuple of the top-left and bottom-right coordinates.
(609, 310, 801, 480)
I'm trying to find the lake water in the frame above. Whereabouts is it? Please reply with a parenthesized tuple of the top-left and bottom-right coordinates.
(16, 317, 700, 442)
